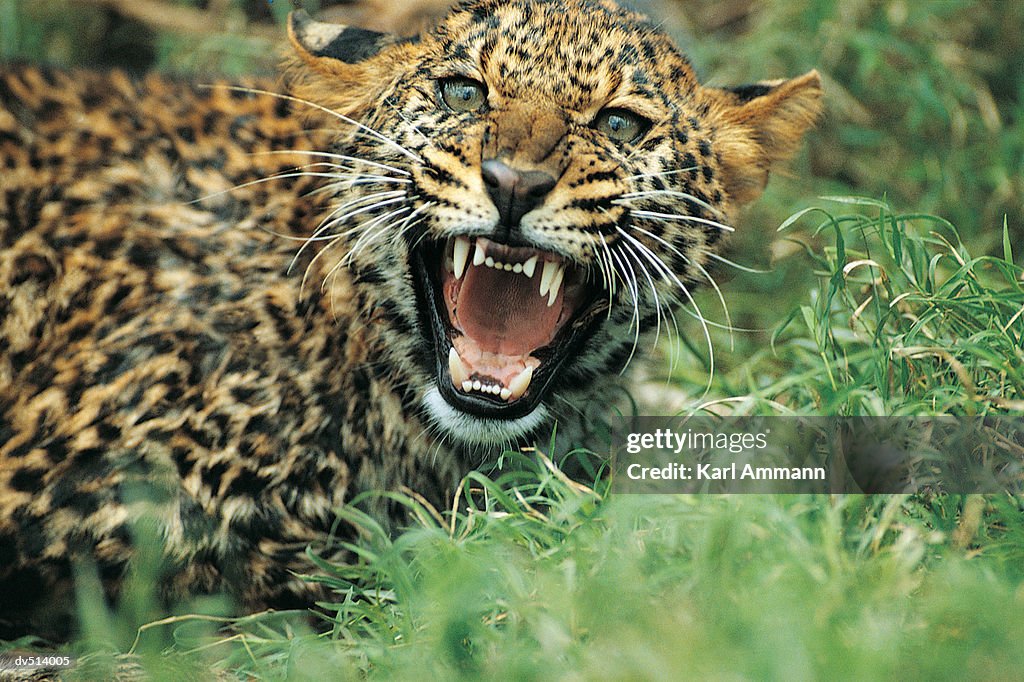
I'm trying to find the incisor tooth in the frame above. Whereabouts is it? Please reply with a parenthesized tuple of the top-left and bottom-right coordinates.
(462, 380, 473, 392)
(473, 242, 486, 266)
(453, 237, 470, 280)
(500, 387, 512, 400)
(539, 260, 558, 296)
(508, 366, 534, 400)
(547, 266, 565, 307)
(485, 256, 495, 268)
(523, 255, 538, 278)
(449, 347, 469, 385)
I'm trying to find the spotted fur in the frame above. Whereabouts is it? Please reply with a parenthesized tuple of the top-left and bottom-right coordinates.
(0, 0, 821, 639)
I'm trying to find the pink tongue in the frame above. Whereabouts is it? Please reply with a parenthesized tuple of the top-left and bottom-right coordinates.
(457, 264, 560, 355)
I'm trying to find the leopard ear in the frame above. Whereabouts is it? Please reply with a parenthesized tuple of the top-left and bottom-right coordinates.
(287, 10, 398, 72)
(712, 70, 823, 206)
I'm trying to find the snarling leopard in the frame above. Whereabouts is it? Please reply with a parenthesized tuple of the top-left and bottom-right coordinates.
(0, 0, 822, 639)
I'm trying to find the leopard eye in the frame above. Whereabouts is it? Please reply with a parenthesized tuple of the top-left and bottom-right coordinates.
(439, 77, 487, 113)
(593, 108, 650, 144)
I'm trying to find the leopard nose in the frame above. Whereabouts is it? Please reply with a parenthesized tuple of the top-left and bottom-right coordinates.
(481, 159, 556, 240)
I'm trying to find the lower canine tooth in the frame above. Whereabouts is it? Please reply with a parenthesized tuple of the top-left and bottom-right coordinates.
(473, 242, 486, 266)
(508, 366, 534, 400)
(449, 347, 469, 386)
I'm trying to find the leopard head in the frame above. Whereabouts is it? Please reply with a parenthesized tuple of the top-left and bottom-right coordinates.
(284, 0, 822, 447)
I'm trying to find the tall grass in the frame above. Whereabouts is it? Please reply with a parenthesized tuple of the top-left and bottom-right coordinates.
(668, 198, 1023, 416)
(83, 469, 1024, 680)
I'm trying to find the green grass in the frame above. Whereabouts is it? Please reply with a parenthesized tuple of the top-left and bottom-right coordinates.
(69, 473, 1024, 680)
(666, 198, 1024, 416)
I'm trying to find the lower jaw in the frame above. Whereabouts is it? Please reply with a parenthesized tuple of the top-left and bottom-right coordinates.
(421, 386, 552, 447)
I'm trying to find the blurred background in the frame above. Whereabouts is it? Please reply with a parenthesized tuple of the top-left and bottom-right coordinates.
(2, 0, 1021, 408)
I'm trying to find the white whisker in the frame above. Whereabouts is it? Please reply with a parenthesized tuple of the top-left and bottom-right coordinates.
(290, 189, 407, 272)
(204, 84, 424, 163)
(610, 225, 713, 393)
(617, 189, 726, 218)
(249, 149, 411, 176)
(618, 207, 736, 233)
(690, 259, 734, 350)
(706, 251, 772, 274)
(625, 166, 698, 181)
(607, 246, 642, 372)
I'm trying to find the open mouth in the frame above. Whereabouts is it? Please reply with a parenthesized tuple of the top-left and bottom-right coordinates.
(412, 235, 606, 419)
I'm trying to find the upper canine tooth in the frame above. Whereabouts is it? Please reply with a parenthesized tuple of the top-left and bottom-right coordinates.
(453, 237, 470, 280)
(449, 347, 470, 385)
(508, 365, 534, 400)
(547, 266, 565, 307)
(473, 242, 486, 266)
(522, 255, 538, 278)
(539, 260, 558, 296)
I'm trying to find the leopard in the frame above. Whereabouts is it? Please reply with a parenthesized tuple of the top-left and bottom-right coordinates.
(0, 0, 822, 641)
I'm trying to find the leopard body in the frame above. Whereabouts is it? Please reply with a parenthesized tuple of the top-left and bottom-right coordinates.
(0, 0, 821, 639)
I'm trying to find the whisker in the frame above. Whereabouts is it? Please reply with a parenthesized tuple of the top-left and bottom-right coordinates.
(187, 169, 390, 206)
(705, 251, 772, 274)
(619, 240, 665, 353)
(314, 206, 413, 295)
(616, 207, 736, 233)
(615, 228, 686, 364)
(203, 84, 424, 163)
(607, 246, 643, 372)
(590, 221, 621, 321)
(343, 203, 420, 266)
(625, 166, 698, 181)
(583, 234, 614, 298)
(290, 190, 408, 272)
(619, 222, 741, 333)
(336, 206, 414, 272)
(690, 259, 734, 350)
(249, 149, 412, 176)
(611, 224, 714, 392)
(616, 189, 726, 218)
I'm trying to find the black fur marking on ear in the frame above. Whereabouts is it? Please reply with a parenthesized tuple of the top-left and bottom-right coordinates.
(290, 10, 391, 64)
(728, 83, 774, 103)
(320, 27, 391, 64)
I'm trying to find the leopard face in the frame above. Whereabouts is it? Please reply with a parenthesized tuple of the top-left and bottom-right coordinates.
(286, 0, 822, 447)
